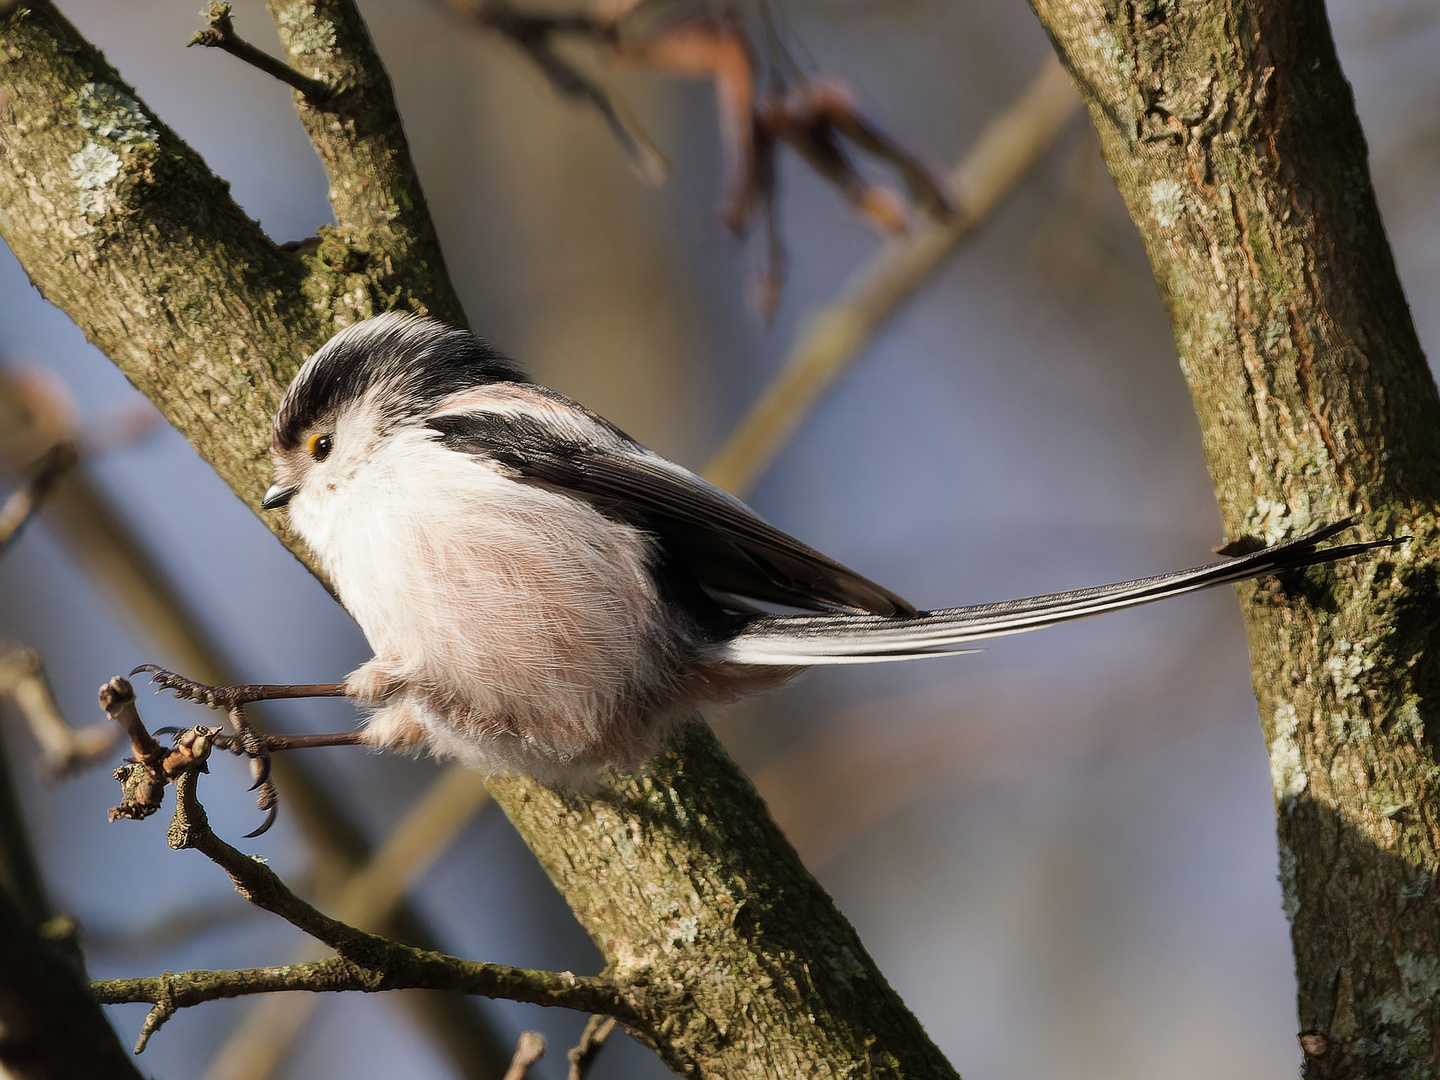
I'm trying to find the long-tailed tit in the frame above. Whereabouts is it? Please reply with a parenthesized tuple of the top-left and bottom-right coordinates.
(241, 313, 1394, 786)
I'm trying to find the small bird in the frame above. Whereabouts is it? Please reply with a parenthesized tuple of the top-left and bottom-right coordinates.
(243, 312, 1392, 787)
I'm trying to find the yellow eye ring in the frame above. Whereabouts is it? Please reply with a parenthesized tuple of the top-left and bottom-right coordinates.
(307, 433, 334, 461)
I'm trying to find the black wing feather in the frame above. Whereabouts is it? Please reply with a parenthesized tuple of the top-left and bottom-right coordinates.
(427, 409, 917, 617)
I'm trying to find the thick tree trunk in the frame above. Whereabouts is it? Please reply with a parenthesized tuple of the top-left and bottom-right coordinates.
(1028, 0, 1440, 1073)
(0, 5, 956, 1076)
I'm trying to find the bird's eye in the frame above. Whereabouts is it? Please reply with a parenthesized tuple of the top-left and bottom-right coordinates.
(307, 433, 334, 461)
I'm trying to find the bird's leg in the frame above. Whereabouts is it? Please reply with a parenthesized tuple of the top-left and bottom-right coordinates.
(133, 666, 357, 838)
(131, 664, 348, 709)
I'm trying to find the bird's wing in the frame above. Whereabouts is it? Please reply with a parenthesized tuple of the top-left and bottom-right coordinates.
(426, 397, 916, 616)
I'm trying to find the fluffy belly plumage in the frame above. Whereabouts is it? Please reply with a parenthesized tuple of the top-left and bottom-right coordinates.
(298, 437, 691, 781)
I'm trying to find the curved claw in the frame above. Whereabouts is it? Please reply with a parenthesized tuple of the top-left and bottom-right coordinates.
(152, 726, 183, 739)
(129, 664, 220, 706)
(243, 802, 278, 839)
(248, 752, 272, 792)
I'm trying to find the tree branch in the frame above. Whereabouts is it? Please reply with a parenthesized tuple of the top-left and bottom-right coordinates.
(1026, 0, 1440, 1070)
(193, 762, 492, 1080)
(1, 3, 960, 1076)
(93, 954, 618, 1052)
(262, 0, 466, 326)
(93, 761, 629, 1054)
(189, 2, 333, 101)
(704, 55, 1079, 495)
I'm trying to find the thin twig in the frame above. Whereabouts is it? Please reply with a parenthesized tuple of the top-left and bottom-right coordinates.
(568, 1014, 618, 1080)
(94, 764, 625, 1054)
(198, 764, 492, 1079)
(189, 2, 333, 101)
(503, 1031, 546, 1080)
(0, 441, 78, 553)
(703, 56, 1079, 495)
(94, 955, 620, 1049)
(0, 367, 510, 1077)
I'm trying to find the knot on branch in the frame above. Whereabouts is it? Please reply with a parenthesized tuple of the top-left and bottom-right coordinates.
(166, 759, 213, 851)
(103, 673, 223, 823)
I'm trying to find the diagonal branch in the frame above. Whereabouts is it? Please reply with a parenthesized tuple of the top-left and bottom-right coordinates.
(93, 954, 622, 1053)
(190, 2, 333, 101)
(704, 55, 1079, 495)
(0, 443, 78, 553)
(262, 0, 466, 325)
(93, 761, 628, 1054)
(1, 4, 961, 1077)
(191, 762, 492, 1080)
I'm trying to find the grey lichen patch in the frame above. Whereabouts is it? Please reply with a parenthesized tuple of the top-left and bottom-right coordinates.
(1269, 703, 1308, 806)
(1277, 839, 1300, 921)
(1201, 308, 1234, 353)
(68, 141, 121, 191)
(1329, 712, 1373, 743)
(1394, 700, 1425, 743)
(1375, 952, 1440, 1056)
(1149, 178, 1187, 228)
(671, 914, 701, 946)
(1326, 639, 1377, 700)
(1398, 870, 1432, 901)
(275, 3, 337, 59)
(823, 946, 870, 987)
(1245, 496, 1296, 546)
(75, 82, 155, 145)
(68, 82, 158, 219)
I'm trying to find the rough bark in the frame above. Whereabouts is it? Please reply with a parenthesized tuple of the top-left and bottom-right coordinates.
(0, 5, 956, 1077)
(492, 722, 952, 1079)
(0, 723, 144, 1079)
(1027, 0, 1440, 1074)
(0, 885, 147, 1080)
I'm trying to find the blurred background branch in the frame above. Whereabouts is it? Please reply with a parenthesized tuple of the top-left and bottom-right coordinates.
(704, 54, 1078, 494)
(0, 3, 964, 1076)
(0, 0, 1436, 1075)
(0, 363, 514, 1078)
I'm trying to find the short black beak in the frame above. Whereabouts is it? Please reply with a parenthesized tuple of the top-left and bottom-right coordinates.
(262, 483, 297, 510)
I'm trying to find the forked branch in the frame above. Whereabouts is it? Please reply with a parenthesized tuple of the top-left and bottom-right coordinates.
(94, 757, 629, 1054)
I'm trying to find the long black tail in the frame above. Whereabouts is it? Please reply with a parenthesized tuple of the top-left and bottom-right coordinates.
(711, 520, 1402, 666)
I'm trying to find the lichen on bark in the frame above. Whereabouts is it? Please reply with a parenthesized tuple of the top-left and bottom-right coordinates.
(0, 5, 958, 1077)
(1026, 0, 1440, 1073)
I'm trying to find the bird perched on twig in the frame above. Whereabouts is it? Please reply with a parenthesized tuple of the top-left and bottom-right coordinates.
(184, 312, 1394, 789)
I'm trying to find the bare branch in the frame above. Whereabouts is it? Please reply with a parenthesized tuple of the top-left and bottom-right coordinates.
(0, 442, 77, 553)
(0, 647, 119, 778)
(189, 3, 332, 101)
(93, 955, 621, 1050)
(704, 56, 1078, 495)
(93, 763, 627, 1053)
(196, 762, 491, 1080)
(262, 0, 466, 325)
(568, 1015, 618, 1080)
(503, 1032, 546, 1080)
